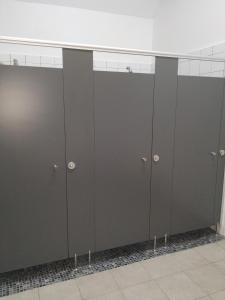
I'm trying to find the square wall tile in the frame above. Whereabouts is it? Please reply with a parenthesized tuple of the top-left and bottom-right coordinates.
(178, 59, 190, 75)
(210, 71, 224, 78)
(0, 54, 10, 64)
(11, 54, 26, 66)
(26, 55, 41, 66)
(199, 60, 212, 75)
(211, 61, 225, 72)
(189, 60, 200, 76)
(40, 56, 54, 67)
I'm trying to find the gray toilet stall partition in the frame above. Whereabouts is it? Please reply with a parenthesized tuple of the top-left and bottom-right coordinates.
(94, 71, 154, 251)
(63, 49, 95, 257)
(0, 48, 225, 273)
(150, 57, 178, 239)
(0, 66, 67, 273)
(172, 77, 224, 234)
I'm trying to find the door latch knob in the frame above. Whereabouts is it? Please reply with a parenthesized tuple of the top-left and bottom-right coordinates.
(153, 154, 160, 162)
(210, 152, 217, 157)
(219, 149, 225, 157)
(53, 164, 59, 170)
(141, 157, 148, 163)
(68, 161, 76, 170)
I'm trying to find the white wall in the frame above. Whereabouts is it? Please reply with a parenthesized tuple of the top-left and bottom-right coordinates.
(0, 0, 154, 70)
(153, 0, 225, 53)
(0, 0, 153, 50)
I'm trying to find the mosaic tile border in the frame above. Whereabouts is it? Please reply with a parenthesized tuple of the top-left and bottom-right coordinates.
(0, 228, 224, 297)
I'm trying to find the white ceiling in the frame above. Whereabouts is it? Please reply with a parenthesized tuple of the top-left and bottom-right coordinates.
(18, 0, 161, 18)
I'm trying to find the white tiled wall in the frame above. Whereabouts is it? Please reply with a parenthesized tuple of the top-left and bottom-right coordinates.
(0, 53, 63, 68)
(179, 42, 225, 78)
(0, 51, 155, 73)
(93, 52, 155, 74)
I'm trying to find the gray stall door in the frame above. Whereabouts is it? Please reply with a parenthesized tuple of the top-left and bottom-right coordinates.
(94, 72, 154, 251)
(172, 76, 224, 234)
(0, 66, 67, 273)
(215, 81, 225, 224)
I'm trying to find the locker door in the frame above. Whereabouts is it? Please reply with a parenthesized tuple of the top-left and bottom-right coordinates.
(0, 65, 67, 273)
(172, 76, 224, 234)
(94, 72, 154, 251)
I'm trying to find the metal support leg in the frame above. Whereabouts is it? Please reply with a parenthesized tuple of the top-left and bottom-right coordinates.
(74, 253, 78, 271)
(164, 233, 168, 248)
(88, 250, 91, 268)
(216, 223, 220, 240)
(154, 236, 157, 253)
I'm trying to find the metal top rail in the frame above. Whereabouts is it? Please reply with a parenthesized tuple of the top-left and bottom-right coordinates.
(1, 36, 225, 63)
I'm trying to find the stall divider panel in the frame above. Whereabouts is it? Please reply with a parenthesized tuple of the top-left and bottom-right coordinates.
(2, 49, 225, 274)
(63, 49, 95, 256)
(171, 77, 224, 234)
(150, 57, 178, 239)
(94, 71, 155, 252)
(0, 65, 67, 273)
(214, 79, 225, 224)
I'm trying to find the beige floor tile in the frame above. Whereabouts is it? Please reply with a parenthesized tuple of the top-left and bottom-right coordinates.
(213, 260, 225, 274)
(122, 281, 169, 300)
(140, 254, 183, 279)
(110, 262, 150, 289)
(1, 289, 39, 300)
(89, 290, 125, 300)
(157, 272, 205, 300)
(39, 279, 81, 300)
(141, 248, 208, 281)
(216, 240, 225, 250)
(209, 290, 225, 300)
(76, 271, 118, 299)
(193, 244, 225, 262)
(185, 264, 225, 294)
(170, 248, 208, 271)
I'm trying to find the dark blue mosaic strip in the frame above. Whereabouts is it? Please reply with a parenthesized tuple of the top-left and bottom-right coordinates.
(0, 228, 224, 297)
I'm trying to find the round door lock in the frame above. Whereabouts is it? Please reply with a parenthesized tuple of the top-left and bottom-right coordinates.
(153, 154, 160, 162)
(68, 161, 76, 170)
(219, 149, 225, 157)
